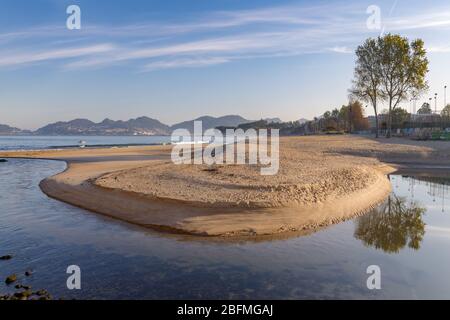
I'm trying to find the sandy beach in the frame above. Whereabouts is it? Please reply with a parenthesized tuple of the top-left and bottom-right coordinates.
(1, 135, 449, 238)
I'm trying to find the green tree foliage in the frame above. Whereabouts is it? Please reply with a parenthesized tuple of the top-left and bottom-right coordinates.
(390, 108, 410, 127)
(377, 34, 429, 137)
(441, 104, 450, 118)
(313, 101, 369, 133)
(350, 38, 382, 137)
(351, 34, 429, 138)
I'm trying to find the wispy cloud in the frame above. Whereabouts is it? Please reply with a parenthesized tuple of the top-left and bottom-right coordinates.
(0, 44, 115, 67)
(329, 46, 353, 54)
(385, 10, 450, 31)
(142, 57, 230, 72)
(428, 45, 450, 53)
(1, 2, 450, 71)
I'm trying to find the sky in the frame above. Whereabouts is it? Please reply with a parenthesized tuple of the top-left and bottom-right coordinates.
(1, 0, 450, 130)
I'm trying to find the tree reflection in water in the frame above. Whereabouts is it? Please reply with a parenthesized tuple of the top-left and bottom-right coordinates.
(354, 195, 426, 253)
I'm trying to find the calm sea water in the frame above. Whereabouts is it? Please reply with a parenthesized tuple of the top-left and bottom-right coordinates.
(0, 135, 170, 150)
(1, 159, 450, 299)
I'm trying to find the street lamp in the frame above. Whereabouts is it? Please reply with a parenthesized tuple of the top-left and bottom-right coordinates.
(435, 93, 438, 114)
(445, 85, 447, 108)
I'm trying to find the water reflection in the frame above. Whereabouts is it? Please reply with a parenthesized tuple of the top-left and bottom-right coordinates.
(354, 174, 450, 254)
(3, 160, 450, 299)
(354, 180, 430, 254)
(404, 175, 450, 213)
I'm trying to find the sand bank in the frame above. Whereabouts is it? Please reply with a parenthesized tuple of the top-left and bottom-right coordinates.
(1, 136, 448, 237)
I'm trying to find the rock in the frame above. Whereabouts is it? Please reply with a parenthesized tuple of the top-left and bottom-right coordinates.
(5, 274, 17, 284)
(0, 159, 7, 163)
(32, 290, 52, 300)
(35, 289, 48, 296)
(0, 255, 13, 260)
(13, 290, 32, 299)
(25, 270, 33, 276)
(14, 284, 30, 290)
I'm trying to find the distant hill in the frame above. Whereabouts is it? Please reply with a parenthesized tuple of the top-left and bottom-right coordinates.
(0, 124, 30, 135)
(2, 115, 258, 136)
(35, 117, 170, 136)
(171, 115, 253, 133)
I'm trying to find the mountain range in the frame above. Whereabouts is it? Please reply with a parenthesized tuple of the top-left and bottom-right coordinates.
(35, 117, 170, 136)
(0, 124, 31, 135)
(0, 115, 254, 136)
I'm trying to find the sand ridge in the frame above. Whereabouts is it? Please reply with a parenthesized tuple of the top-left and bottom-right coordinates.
(2, 135, 448, 238)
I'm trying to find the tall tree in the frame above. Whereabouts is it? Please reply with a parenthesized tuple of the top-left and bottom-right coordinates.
(377, 34, 429, 137)
(350, 38, 382, 137)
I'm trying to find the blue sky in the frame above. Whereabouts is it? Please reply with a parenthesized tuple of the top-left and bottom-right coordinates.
(1, 0, 450, 129)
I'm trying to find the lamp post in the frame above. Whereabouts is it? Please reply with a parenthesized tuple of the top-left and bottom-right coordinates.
(445, 85, 447, 108)
(435, 93, 438, 114)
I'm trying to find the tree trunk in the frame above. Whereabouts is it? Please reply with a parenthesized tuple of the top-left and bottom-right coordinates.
(373, 98, 379, 138)
(374, 110, 379, 138)
(348, 106, 352, 134)
(386, 100, 392, 138)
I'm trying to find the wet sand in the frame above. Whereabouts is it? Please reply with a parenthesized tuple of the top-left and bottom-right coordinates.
(1, 136, 449, 237)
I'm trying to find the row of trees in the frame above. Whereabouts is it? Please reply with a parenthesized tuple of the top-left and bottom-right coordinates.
(417, 103, 450, 117)
(350, 34, 429, 138)
(306, 100, 369, 133)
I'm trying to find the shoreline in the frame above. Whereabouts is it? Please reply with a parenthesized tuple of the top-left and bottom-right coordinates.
(1, 136, 449, 238)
